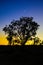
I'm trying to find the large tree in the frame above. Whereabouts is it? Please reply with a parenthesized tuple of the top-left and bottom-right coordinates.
(3, 17, 40, 45)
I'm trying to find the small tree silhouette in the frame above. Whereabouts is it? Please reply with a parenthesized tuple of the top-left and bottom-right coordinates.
(40, 41, 43, 45)
(33, 37, 41, 45)
(3, 17, 40, 45)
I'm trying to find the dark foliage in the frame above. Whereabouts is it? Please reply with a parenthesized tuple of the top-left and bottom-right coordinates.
(3, 17, 40, 45)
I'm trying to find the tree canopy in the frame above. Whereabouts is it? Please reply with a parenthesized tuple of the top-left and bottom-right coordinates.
(3, 17, 40, 45)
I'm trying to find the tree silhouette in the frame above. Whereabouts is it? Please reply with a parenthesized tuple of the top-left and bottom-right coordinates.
(40, 41, 43, 45)
(3, 17, 40, 45)
(3, 25, 13, 45)
(33, 37, 41, 45)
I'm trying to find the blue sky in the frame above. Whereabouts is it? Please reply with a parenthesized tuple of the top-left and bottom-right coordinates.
(0, 0, 43, 40)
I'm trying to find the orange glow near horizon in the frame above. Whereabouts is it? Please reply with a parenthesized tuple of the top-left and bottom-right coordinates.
(0, 30, 43, 45)
(0, 35, 34, 45)
(0, 32, 43, 45)
(0, 33, 8, 45)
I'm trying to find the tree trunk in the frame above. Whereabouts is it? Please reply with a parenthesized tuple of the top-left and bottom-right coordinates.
(34, 38, 35, 45)
(9, 41, 12, 45)
(21, 37, 29, 45)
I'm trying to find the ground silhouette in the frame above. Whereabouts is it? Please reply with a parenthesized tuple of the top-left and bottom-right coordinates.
(0, 45, 43, 65)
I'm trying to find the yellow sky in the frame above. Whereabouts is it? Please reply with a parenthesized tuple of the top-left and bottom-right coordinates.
(0, 36, 8, 45)
(0, 33, 34, 45)
(0, 32, 8, 45)
(0, 31, 43, 45)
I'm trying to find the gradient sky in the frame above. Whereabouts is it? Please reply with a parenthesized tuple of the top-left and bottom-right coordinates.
(0, 0, 43, 45)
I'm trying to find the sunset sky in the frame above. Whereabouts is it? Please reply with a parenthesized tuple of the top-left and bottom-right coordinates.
(0, 0, 43, 45)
